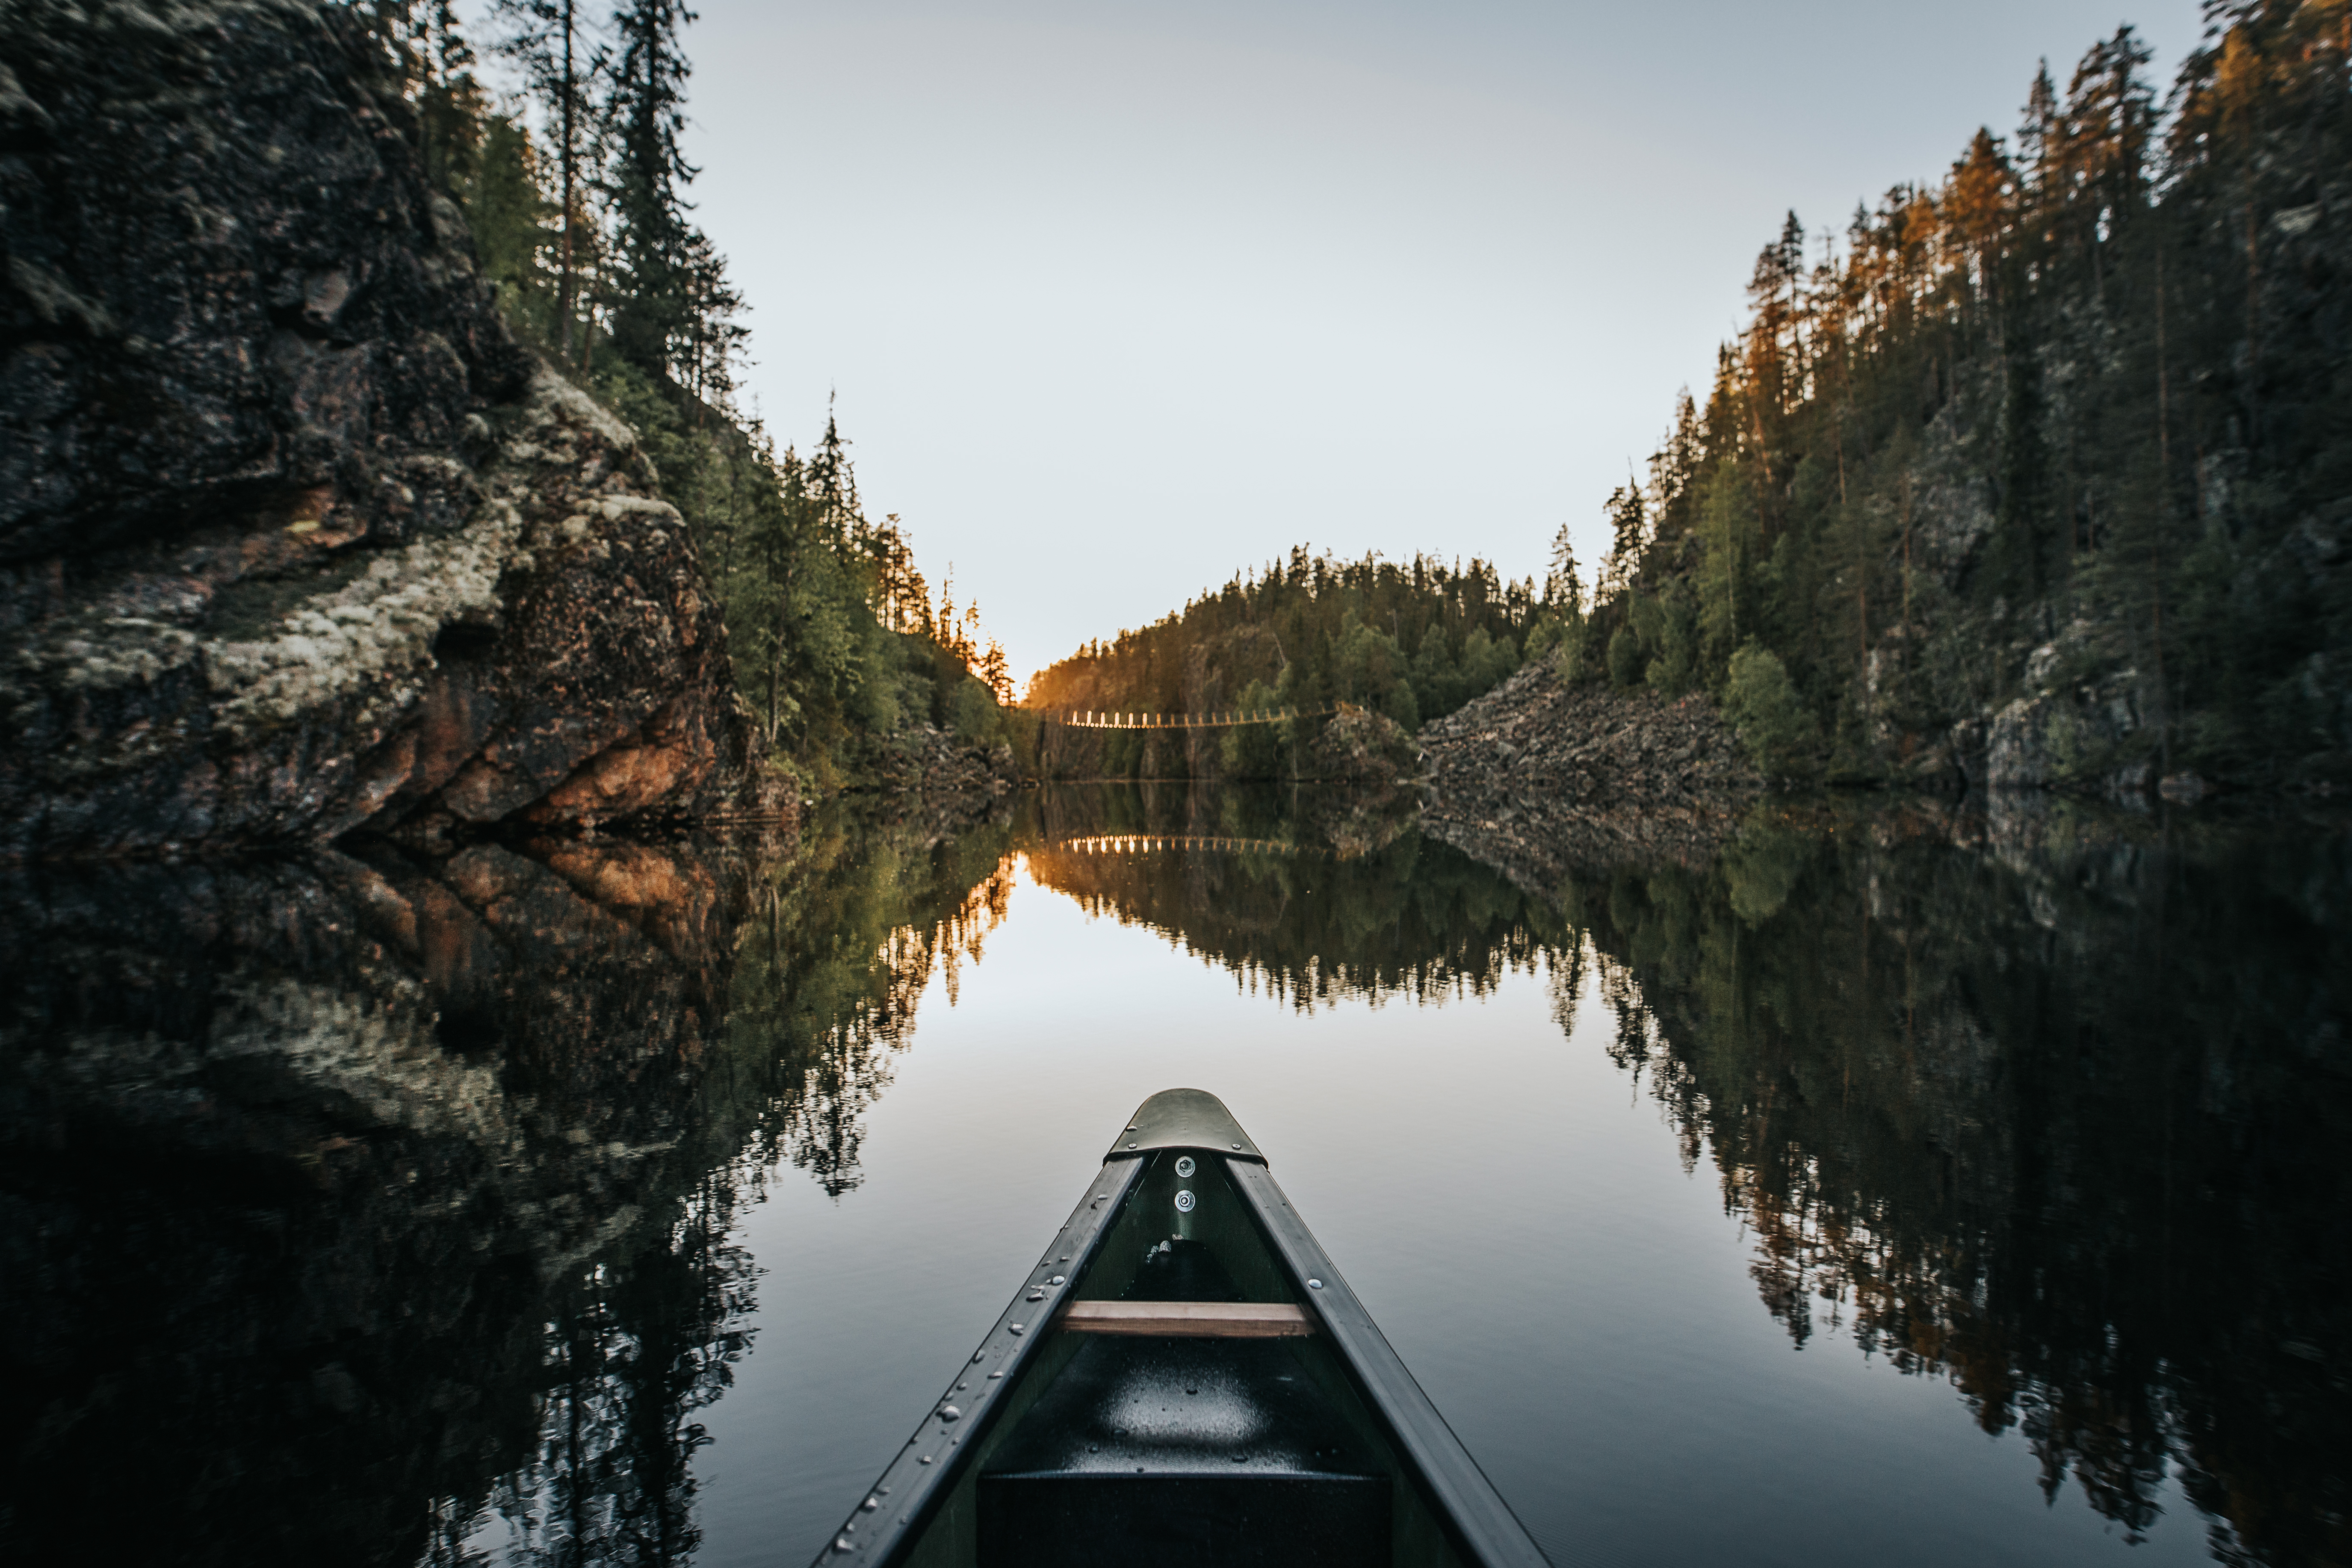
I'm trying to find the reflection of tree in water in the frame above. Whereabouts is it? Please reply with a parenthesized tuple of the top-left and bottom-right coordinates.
(729, 826, 1016, 1197)
(435, 1177, 756, 1568)
(1551, 806, 2350, 1566)
(1025, 824, 1561, 1011)
(435, 809, 1023, 1565)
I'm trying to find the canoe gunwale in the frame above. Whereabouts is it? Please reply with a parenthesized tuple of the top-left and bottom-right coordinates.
(812, 1155, 1146, 1567)
(1225, 1157, 1552, 1568)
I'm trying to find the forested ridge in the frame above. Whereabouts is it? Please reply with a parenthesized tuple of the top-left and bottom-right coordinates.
(1037, 1, 2349, 796)
(1025, 547, 1578, 780)
(1580, 0, 2350, 791)
(340, 0, 1019, 795)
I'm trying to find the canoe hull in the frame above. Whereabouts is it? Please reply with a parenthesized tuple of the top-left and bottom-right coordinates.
(814, 1090, 1548, 1568)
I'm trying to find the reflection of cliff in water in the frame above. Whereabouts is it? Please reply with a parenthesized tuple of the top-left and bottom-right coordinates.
(1540, 800, 2351, 1568)
(1024, 782, 1553, 1007)
(0, 803, 1016, 1568)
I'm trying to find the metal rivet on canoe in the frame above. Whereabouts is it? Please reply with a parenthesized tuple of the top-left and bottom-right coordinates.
(1232, 1143, 1242, 1150)
(1174, 1190, 1195, 1213)
(1174, 1156, 1195, 1178)
(1126, 1142, 1138, 1149)
(1308, 1279, 1324, 1289)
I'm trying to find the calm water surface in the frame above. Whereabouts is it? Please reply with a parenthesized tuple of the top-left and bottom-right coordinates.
(3, 785, 2345, 1567)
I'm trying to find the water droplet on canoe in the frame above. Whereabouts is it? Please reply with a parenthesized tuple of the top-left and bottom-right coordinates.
(1307, 1279, 1324, 1289)
(878, 1487, 890, 1495)
(971, 1350, 985, 1363)
(1049, 1274, 1065, 1285)
(1059, 1255, 1070, 1262)
(1027, 1290, 1044, 1301)
(1126, 1142, 1138, 1149)
(938, 1405, 961, 1422)
(956, 1382, 967, 1391)
(862, 1498, 879, 1512)
(988, 1370, 1003, 1379)
(1186, 1388, 1197, 1395)
(834, 1536, 854, 1552)
(1088, 1445, 1098, 1453)
(918, 1456, 932, 1465)
(1009, 1323, 1024, 1335)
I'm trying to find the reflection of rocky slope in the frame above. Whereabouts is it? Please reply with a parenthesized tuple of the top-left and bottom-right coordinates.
(0, 844, 755, 1565)
(1555, 806, 2352, 1566)
(0, 0, 767, 860)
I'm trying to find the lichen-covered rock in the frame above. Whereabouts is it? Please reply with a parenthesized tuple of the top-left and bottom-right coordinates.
(860, 721, 1020, 796)
(0, 0, 767, 858)
(1975, 634, 2151, 797)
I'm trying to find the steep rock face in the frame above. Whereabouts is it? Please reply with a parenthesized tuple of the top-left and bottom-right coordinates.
(0, 0, 763, 859)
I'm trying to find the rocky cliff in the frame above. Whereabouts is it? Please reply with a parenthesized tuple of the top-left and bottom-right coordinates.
(0, 0, 767, 860)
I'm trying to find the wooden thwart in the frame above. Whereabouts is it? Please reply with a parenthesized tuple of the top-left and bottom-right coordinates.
(1057, 1300, 1316, 1338)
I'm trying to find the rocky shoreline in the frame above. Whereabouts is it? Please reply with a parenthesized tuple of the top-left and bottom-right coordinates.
(1412, 662, 1762, 885)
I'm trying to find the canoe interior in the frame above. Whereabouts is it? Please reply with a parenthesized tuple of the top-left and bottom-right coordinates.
(895, 1148, 1471, 1568)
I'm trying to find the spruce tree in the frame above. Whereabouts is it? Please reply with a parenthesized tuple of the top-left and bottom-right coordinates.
(491, 0, 597, 361)
(601, 0, 700, 378)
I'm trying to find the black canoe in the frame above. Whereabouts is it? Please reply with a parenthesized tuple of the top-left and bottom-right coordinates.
(810, 1089, 1549, 1568)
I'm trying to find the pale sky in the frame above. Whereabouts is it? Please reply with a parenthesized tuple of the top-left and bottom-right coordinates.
(655, 1, 2205, 684)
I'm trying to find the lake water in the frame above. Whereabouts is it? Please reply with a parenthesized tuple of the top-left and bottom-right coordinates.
(3, 785, 2345, 1568)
